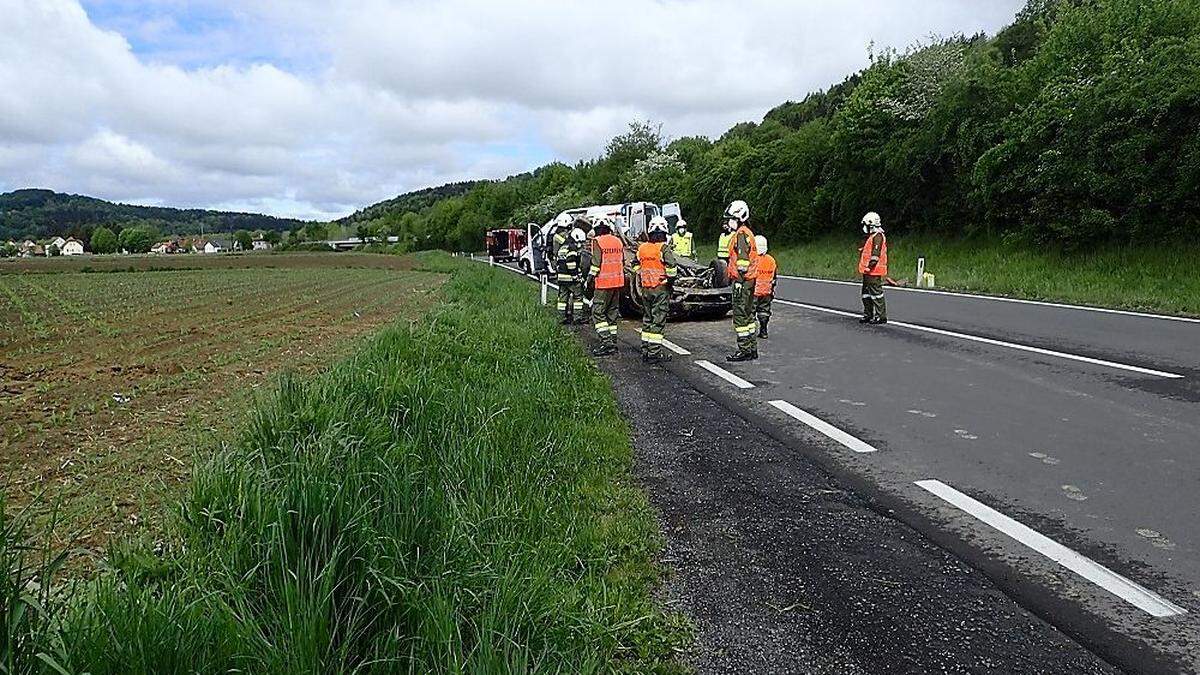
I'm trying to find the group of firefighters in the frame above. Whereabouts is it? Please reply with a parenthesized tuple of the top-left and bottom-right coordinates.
(547, 200, 889, 364)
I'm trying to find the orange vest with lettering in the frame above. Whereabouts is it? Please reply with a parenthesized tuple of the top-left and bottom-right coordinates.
(726, 225, 759, 280)
(637, 242, 667, 289)
(595, 234, 626, 289)
(754, 254, 777, 297)
(858, 232, 888, 276)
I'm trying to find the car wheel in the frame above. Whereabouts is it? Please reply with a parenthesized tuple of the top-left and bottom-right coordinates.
(709, 259, 731, 288)
(618, 289, 644, 319)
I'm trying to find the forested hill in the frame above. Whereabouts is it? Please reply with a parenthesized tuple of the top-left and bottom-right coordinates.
(337, 181, 483, 225)
(345, 0, 1200, 253)
(0, 189, 308, 241)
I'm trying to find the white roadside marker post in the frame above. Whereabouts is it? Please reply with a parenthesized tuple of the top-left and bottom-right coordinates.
(489, 255, 495, 267)
(916, 256, 926, 288)
(540, 274, 548, 306)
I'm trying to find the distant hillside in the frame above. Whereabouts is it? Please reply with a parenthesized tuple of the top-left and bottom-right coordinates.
(0, 189, 308, 242)
(337, 181, 484, 225)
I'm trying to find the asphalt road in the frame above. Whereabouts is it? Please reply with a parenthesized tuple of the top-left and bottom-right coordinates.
(491, 259, 1200, 671)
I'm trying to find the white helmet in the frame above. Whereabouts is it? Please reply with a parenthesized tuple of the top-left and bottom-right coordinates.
(861, 211, 882, 234)
(648, 215, 669, 234)
(724, 200, 750, 224)
(570, 227, 587, 243)
(676, 218, 688, 231)
(554, 213, 573, 229)
(754, 234, 768, 255)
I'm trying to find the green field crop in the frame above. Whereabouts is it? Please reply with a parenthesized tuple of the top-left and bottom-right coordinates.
(5, 258, 684, 673)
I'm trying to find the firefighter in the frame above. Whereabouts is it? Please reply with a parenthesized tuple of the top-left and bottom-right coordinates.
(717, 219, 734, 262)
(753, 234, 777, 339)
(723, 200, 759, 362)
(858, 211, 888, 324)
(671, 219, 695, 260)
(587, 217, 625, 356)
(556, 226, 587, 324)
(547, 213, 572, 272)
(634, 216, 678, 363)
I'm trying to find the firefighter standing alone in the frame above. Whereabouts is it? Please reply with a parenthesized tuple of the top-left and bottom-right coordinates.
(634, 216, 678, 363)
(555, 225, 587, 324)
(858, 211, 888, 324)
(588, 217, 625, 356)
(724, 200, 760, 362)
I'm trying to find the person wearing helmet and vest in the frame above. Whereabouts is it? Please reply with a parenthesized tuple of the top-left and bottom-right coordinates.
(717, 220, 734, 262)
(587, 217, 625, 356)
(753, 234, 777, 339)
(671, 219, 695, 260)
(556, 226, 588, 325)
(634, 216, 679, 363)
(724, 200, 759, 362)
(858, 211, 888, 325)
(547, 213, 572, 274)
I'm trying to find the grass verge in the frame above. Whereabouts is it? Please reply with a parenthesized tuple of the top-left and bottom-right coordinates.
(703, 234, 1195, 316)
(2, 255, 684, 673)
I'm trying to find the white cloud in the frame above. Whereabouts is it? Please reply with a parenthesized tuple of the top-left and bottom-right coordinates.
(0, 0, 1024, 219)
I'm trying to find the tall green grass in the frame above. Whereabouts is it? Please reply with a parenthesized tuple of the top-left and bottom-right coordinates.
(43, 259, 682, 673)
(707, 234, 1196, 316)
(1, 497, 72, 675)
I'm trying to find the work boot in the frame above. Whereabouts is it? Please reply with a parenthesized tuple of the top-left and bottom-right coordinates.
(859, 316, 872, 324)
(758, 319, 769, 339)
(591, 344, 617, 357)
(726, 351, 756, 363)
(870, 317, 888, 325)
(643, 352, 673, 364)
(561, 315, 573, 325)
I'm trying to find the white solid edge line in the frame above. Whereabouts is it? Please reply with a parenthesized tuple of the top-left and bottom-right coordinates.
(777, 274, 1200, 324)
(773, 298, 1184, 379)
(914, 479, 1187, 618)
(695, 360, 755, 389)
(663, 339, 690, 355)
(768, 400, 878, 454)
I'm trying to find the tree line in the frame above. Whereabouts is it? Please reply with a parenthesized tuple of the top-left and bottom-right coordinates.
(351, 0, 1199, 253)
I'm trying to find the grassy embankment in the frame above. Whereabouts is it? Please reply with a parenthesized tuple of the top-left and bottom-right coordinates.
(2, 254, 683, 674)
(704, 234, 1197, 316)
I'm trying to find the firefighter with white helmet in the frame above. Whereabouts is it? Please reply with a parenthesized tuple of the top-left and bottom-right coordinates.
(753, 234, 777, 339)
(587, 216, 625, 356)
(555, 225, 588, 324)
(547, 212, 573, 273)
(858, 211, 888, 324)
(723, 200, 759, 361)
(633, 216, 679, 363)
(717, 200, 748, 262)
(671, 218, 695, 259)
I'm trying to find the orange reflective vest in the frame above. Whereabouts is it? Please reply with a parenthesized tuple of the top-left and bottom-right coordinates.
(858, 232, 888, 276)
(726, 225, 759, 280)
(636, 242, 668, 289)
(754, 254, 777, 297)
(594, 234, 626, 289)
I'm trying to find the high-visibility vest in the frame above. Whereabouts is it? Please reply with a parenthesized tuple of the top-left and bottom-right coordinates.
(858, 232, 888, 276)
(595, 234, 625, 289)
(671, 231, 694, 258)
(726, 226, 759, 280)
(636, 242, 668, 289)
(717, 232, 732, 259)
(754, 254, 777, 297)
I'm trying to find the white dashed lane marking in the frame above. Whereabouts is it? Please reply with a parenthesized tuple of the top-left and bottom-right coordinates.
(915, 479, 1187, 618)
(772, 298, 1184, 379)
(695, 360, 755, 389)
(777, 274, 1200, 324)
(768, 400, 879, 454)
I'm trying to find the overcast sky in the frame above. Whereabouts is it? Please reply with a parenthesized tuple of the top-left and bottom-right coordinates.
(0, 0, 1024, 220)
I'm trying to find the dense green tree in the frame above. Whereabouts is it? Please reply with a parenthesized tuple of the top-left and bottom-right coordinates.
(117, 227, 153, 253)
(90, 226, 118, 254)
(233, 230, 253, 251)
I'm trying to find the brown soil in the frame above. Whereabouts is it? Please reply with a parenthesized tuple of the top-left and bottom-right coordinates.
(1, 256, 444, 558)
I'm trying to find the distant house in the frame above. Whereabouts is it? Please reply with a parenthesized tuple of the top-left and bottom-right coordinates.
(252, 238, 272, 251)
(151, 241, 174, 255)
(61, 238, 85, 256)
(199, 237, 231, 254)
(49, 236, 67, 250)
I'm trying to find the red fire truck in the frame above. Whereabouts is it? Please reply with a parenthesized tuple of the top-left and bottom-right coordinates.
(485, 228, 527, 262)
